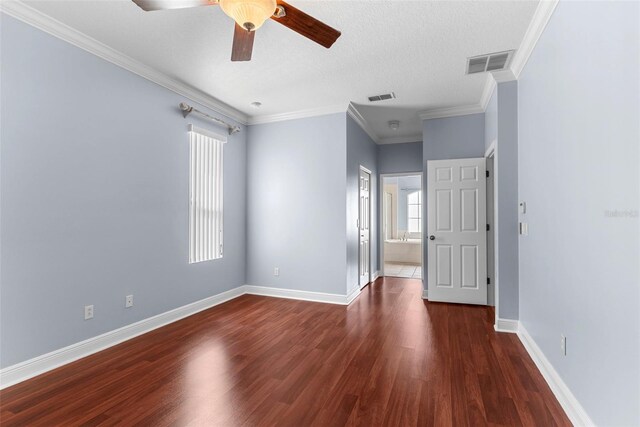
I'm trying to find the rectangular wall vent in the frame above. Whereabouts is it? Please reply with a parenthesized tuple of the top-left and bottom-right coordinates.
(368, 92, 396, 102)
(466, 50, 514, 74)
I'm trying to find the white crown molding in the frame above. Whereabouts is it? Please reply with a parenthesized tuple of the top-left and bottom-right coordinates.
(510, 0, 559, 79)
(491, 69, 516, 83)
(0, 283, 358, 389)
(518, 323, 595, 426)
(480, 73, 497, 111)
(419, 104, 485, 121)
(248, 103, 349, 125)
(0, 0, 249, 125)
(346, 103, 381, 144)
(378, 135, 422, 145)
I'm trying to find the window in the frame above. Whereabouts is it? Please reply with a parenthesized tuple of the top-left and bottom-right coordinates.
(188, 125, 225, 263)
(407, 190, 421, 233)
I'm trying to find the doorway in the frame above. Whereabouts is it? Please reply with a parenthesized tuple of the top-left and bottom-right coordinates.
(359, 167, 371, 289)
(380, 173, 423, 279)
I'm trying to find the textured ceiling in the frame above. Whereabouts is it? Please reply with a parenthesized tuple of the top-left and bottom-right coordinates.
(22, 0, 538, 141)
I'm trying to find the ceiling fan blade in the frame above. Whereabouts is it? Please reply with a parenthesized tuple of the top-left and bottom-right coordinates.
(132, 0, 217, 12)
(270, 0, 341, 49)
(231, 24, 255, 61)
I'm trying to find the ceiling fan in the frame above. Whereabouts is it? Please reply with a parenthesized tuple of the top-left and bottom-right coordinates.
(132, 0, 341, 61)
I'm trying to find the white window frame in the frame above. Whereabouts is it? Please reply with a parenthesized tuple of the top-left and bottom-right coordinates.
(188, 124, 226, 263)
(407, 190, 422, 234)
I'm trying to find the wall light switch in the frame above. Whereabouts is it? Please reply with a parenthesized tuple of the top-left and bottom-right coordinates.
(519, 201, 527, 214)
(519, 222, 529, 236)
(274, 267, 279, 277)
(560, 335, 567, 356)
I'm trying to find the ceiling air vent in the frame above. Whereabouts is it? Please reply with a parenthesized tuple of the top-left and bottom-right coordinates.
(368, 92, 396, 102)
(466, 50, 514, 74)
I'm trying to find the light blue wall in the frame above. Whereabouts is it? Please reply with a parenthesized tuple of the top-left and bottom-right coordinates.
(422, 113, 486, 289)
(518, 1, 639, 425)
(485, 90, 497, 151)
(346, 116, 378, 292)
(495, 81, 519, 320)
(378, 141, 423, 175)
(0, 15, 247, 367)
(246, 114, 347, 295)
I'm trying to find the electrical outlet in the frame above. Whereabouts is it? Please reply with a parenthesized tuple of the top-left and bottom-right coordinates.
(125, 295, 134, 308)
(560, 334, 567, 356)
(84, 305, 94, 320)
(274, 267, 279, 277)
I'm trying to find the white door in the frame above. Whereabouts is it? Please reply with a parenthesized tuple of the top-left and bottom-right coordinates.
(359, 168, 371, 288)
(427, 158, 487, 305)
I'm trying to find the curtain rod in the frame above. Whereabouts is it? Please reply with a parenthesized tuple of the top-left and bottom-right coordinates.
(179, 102, 241, 135)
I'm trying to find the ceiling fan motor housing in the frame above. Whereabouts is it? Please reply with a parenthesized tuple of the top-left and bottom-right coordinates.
(219, 0, 277, 32)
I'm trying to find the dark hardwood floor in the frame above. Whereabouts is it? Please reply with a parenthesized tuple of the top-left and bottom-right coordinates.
(0, 277, 570, 426)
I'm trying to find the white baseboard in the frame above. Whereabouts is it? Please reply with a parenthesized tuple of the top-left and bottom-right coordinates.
(371, 270, 380, 282)
(517, 324, 594, 426)
(494, 318, 519, 333)
(0, 285, 245, 390)
(0, 283, 360, 390)
(346, 287, 362, 305)
(422, 289, 428, 299)
(243, 285, 353, 305)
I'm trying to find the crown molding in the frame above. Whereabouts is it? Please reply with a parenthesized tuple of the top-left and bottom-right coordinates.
(248, 103, 349, 125)
(480, 74, 497, 111)
(346, 103, 381, 144)
(378, 135, 422, 145)
(418, 104, 484, 121)
(510, 0, 559, 79)
(0, 1, 249, 125)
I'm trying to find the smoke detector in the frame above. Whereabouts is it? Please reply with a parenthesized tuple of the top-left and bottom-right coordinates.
(466, 50, 514, 74)
(388, 120, 400, 131)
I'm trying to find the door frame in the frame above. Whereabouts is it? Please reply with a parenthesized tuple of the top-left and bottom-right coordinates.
(485, 140, 499, 328)
(359, 165, 372, 288)
(379, 171, 423, 279)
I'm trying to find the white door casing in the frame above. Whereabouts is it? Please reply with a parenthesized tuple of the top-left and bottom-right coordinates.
(359, 168, 371, 288)
(427, 158, 487, 305)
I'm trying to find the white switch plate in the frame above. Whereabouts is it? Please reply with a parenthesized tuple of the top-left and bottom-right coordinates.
(125, 295, 134, 308)
(560, 334, 567, 356)
(274, 267, 279, 277)
(519, 222, 528, 236)
(84, 305, 94, 320)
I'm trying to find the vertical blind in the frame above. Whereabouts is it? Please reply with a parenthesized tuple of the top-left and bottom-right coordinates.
(188, 125, 225, 263)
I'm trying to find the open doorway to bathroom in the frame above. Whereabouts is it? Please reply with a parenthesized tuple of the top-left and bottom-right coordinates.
(381, 173, 423, 279)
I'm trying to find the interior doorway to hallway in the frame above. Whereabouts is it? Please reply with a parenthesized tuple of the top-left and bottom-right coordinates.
(380, 173, 423, 280)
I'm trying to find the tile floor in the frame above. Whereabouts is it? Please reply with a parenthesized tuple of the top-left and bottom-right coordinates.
(384, 262, 422, 279)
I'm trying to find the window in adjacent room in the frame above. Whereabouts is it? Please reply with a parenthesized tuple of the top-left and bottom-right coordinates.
(188, 125, 225, 263)
(407, 190, 422, 233)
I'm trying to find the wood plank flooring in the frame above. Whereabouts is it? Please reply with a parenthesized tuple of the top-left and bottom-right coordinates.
(0, 277, 570, 426)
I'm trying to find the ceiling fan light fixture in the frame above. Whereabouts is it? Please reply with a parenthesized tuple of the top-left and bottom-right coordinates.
(219, 0, 277, 32)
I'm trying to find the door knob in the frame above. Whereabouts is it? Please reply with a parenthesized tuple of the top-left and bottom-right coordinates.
(429, 235, 435, 240)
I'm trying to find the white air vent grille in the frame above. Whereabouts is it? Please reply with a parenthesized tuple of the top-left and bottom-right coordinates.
(368, 92, 396, 102)
(466, 50, 514, 74)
